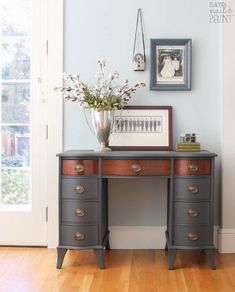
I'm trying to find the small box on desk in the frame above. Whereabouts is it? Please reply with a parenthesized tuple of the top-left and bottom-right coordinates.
(176, 142, 201, 152)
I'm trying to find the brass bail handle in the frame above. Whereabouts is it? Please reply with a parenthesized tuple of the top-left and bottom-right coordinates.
(75, 164, 84, 173)
(75, 185, 85, 193)
(75, 232, 85, 241)
(187, 208, 198, 218)
(131, 164, 142, 173)
(75, 208, 86, 217)
(188, 164, 199, 172)
(188, 185, 199, 194)
(188, 232, 198, 241)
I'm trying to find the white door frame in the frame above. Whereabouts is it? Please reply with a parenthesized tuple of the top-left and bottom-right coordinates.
(46, 0, 63, 248)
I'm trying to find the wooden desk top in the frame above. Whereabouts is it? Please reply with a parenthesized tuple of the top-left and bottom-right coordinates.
(57, 150, 217, 158)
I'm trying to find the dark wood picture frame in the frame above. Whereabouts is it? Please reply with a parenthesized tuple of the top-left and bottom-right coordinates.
(150, 38, 192, 91)
(108, 106, 172, 151)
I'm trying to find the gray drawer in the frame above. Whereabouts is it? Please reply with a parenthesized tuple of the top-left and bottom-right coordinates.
(61, 177, 98, 200)
(62, 201, 98, 223)
(174, 178, 211, 201)
(173, 225, 211, 247)
(61, 225, 98, 246)
(174, 202, 210, 225)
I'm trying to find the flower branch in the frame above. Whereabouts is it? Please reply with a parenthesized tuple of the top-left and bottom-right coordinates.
(55, 59, 146, 111)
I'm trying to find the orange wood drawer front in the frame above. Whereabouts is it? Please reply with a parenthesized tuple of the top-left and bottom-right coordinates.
(102, 160, 171, 176)
(174, 159, 211, 176)
(62, 160, 98, 176)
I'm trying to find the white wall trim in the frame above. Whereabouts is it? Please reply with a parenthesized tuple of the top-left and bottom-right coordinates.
(218, 228, 235, 253)
(109, 226, 220, 249)
(46, 0, 63, 248)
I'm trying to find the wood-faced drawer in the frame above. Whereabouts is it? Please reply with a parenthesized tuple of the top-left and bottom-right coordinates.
(174, 202, 210, 225)
(61, 201, 98, 223)
(102, 159, 171, 176)
(62, 159, 98, 176)
(173, 225, 211, 247)
(61, 225, 98, 246)
(61, 177, 98, 200)
(174, 178, 211, 201)
(174, 159, 211, 176)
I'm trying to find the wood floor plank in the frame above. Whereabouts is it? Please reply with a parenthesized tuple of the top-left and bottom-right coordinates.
(0, 248, 235, 292)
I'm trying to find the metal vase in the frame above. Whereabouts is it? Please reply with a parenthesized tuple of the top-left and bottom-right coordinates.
(91, 110, 114, 152)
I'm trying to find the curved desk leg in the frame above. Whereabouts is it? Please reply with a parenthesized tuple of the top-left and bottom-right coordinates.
(94, 249, 105, 269)
(56, 248, 68, 269)
(105, 236, 110, 250)
(206, 249, 216, 270)
(165, 242, 168, 251)
(168, 249, 176, 270)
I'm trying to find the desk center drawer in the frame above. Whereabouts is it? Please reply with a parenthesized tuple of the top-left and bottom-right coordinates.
(62, 201, 98, 223)
(102, 159, 171, 176)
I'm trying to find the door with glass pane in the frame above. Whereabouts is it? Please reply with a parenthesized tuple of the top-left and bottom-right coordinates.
(0, 0, 47, 245)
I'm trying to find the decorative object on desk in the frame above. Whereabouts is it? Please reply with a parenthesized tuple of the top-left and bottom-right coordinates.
(54, 59, 145, 152)
(150, 39, 192, 91)
(90, 109, 114, 152)
(180, 133, 197, 143)
(108, 106, 172, 150)
(177, 133, 200, 151)
(132, 8, 146, 71)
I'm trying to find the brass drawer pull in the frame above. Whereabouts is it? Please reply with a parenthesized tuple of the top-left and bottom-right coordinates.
(188, 232, 198, 241)
(187, 208, 198, 218)
(75, 232, 85, 241)
(188, 185, 199, 194)
(75, 164, 85, 173)
(188, 164, 198, 172)
(131, 164, 142, 173)
(75, 185, 85, 194)
(75, 208, 86, 217)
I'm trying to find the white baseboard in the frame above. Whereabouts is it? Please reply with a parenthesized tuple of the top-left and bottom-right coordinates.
(109, 226, 220, 249)
(218, 228, 235, 253)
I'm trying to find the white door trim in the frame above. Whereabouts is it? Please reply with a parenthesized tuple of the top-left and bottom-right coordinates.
(46, 0, 63, 248)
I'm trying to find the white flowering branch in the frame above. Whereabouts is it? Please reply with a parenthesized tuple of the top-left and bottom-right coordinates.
(55, 59, 146, 110)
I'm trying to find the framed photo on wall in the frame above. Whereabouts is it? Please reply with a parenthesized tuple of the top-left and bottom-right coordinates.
(108, 106, 172, 150)
(150, 39, 192, 91)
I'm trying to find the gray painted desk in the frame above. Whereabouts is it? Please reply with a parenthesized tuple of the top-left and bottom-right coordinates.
(56, 150, 217, 270)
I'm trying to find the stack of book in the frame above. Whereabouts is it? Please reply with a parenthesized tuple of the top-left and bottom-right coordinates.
(176, 142, 201, 152)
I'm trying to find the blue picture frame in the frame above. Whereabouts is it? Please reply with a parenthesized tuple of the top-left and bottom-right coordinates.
(150, 38, 192, 91)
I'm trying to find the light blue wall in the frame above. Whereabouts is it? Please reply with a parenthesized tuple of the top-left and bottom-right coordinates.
(64, 0, 222, 226)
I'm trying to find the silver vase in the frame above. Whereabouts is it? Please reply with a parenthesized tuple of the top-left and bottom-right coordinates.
(91, 109, 114, 152)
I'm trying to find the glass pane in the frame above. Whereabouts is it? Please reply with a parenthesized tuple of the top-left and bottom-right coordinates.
(1, 38, 30, 80)
(1, 126, 30, 167)
(1, 169, 30, 205)
(1, 82, 30, 123)
(1, 0, 31, 207)
(2, 0, 31, 37)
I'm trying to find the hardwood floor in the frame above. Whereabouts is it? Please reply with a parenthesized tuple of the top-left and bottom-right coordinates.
(0, 248, 235, 292)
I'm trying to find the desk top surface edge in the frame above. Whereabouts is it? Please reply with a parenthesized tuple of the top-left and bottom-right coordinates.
(57, 150, 217, 158)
